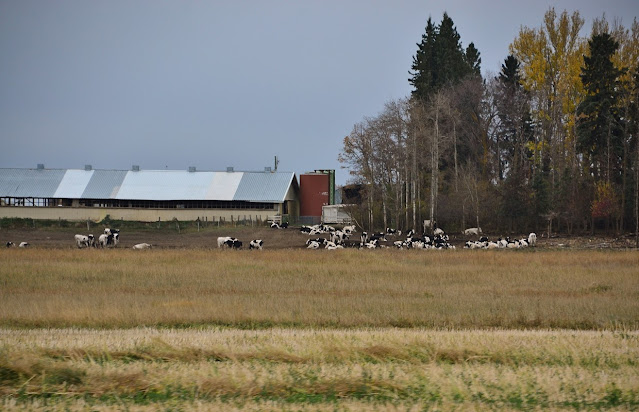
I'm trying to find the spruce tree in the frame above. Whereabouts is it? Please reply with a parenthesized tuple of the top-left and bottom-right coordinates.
(576, 32, 625, 182)
(409, 17, 437, 101)
(465, 43, 481, 76)
(409, 13, 481, 100)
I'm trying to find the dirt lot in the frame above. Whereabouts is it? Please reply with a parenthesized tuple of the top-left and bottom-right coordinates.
(1, 223, 637, 250)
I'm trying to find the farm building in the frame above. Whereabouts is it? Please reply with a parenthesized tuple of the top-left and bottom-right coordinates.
(0, 165, 299, 223)
(299, 169, 336, 224)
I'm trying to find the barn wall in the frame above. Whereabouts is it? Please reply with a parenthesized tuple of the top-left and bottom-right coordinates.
(0, 206, 278, 223)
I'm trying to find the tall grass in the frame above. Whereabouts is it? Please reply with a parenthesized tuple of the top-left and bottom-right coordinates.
(1, 248, 637, 329)
(0, 328, 637, 410)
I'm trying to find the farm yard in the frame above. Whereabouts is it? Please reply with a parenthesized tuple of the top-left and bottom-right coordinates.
(1, 224, 639, 410)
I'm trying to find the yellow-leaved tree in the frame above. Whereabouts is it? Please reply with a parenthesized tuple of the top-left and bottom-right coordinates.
(510, 8, 586, 177)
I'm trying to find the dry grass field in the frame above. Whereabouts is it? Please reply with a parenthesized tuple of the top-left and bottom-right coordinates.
(0, 247, 637, 329)
(0, 328, 638, 410)
(1, 231, 638, 410)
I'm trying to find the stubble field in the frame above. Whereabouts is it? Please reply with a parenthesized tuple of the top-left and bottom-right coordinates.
(1, 227, 638, 410)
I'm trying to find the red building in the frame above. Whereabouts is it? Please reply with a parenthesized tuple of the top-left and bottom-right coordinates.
(300, 172, 329, 218)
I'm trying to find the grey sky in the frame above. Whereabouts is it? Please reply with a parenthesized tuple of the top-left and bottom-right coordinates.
(1, 1, 637, 186)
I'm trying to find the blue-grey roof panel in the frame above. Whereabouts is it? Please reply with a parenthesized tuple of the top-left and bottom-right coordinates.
(81, 170, 128, 199)
(233, 172, 294, 202)
(0, 168, 66, 197)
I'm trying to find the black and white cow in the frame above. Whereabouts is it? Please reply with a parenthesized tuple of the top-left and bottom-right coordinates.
(330, 230, 349, 245)
(74, 234, 92, 248)
(249, 239, 264, 250)
(307, 238, 327, 246)
(18, 242, 29, 248)
(217, 236, 236, 248)
(6, 241, 15, 248)
(224, 239, 242, 249)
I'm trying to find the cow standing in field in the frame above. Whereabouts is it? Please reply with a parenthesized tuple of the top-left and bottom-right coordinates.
(224, 239, 242, 249)
(74, 234, 95, 248)
(98, 233, 114, 248)
(249, 239, 264, 250)
(343, 225, 355, 235)
(217, 236, 235, 248)
(464, 227, 482, 236)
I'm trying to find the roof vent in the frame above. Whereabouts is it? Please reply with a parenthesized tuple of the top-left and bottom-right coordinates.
(264, 167, 272, 172)
(226, 167, 234, 173)
(132, 165, 140, 171)
(188, 166, 196, 172)
(37, 164, 44, 170)
(84, 164, 92, 171)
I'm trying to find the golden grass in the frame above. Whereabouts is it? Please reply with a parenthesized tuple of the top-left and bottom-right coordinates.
(0, 328, 638, 410)
(1, 248, 637, 329)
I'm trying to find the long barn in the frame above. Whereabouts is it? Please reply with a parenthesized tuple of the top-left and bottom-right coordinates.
(0, 166, 299, 223)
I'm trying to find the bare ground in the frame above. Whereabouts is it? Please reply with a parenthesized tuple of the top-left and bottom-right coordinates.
(1, 223, 637, 250)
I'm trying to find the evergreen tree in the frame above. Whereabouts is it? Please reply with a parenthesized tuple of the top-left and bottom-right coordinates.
(409, 18, 437, 101)
(409, 13, 481, 100)
(499, 55, 521, 85)
(576, 32, 625, 182)
(495, 55, 534, 180)
(465, 43, 481, 76)
(435, 13, 470, 87)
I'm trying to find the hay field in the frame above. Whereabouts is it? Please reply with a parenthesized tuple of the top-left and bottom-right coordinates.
(1, 248, 637, 329)
(1, 328, 638, 410)
(1, 248, 638, 410)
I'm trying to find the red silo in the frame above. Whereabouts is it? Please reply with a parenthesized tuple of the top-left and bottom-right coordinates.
(300, 173, 329, 217)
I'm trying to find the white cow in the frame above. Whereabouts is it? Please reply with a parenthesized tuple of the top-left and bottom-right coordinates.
(18, 242, 29, 248)
(528, 232, 537, 247)
(98, 234, 110, 248)
(434, 228, 445, 236)
(75, 234, 94, 248)
(343, 225, 356, 234)
(132, 243, 152, 250)
(464, 227, 482, 236)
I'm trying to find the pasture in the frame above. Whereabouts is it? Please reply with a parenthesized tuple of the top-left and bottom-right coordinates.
(1, 239, 638, 410)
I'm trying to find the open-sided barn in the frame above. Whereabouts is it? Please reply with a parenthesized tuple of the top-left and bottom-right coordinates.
(0, 166, 299, 223)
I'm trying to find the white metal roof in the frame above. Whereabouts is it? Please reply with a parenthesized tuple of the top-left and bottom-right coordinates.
(0, 168, 297, 203)
(54, 170, 95, 199)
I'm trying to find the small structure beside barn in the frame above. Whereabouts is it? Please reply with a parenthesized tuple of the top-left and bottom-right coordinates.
(321, 204, 354, 224)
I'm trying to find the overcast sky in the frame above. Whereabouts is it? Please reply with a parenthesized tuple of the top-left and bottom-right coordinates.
(1, 1, 637, 186)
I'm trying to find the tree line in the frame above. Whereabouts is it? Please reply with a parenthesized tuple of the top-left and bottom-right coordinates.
(339, 9, 639, 238)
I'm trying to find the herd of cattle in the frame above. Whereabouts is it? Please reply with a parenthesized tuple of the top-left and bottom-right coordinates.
(4, 222, 537, 251)
(295, 223, 537, 251)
